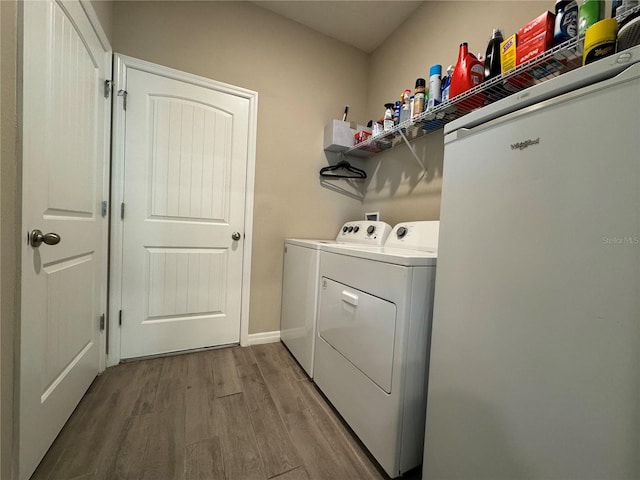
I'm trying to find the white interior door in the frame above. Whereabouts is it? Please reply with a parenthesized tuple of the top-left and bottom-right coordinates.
(115, 57, 252, 359)
(20, 1, 110, 479)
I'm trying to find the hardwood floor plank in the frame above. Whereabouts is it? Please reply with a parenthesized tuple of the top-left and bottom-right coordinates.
(237, 363, 302, 478)
(184, 438, 225, 480)
(94, 413, 152, 480)
(283, 410, 351, 480)
(140, 397, 187, 480)
(154, 354, 189, 412)
(184, 386, 217, 446)
(231, 345, 257, 367)
(186, 351, 215, 390)
(98, 361, 142, 398)
(295, 380, 386, 480)
(47, 386, 139, 479)
(275, 344, 308, 382)
(84, 372, 107, 396)
(251, 343, 286, 377)
(262, 370, 307, 417)
(214, 393, 265, 480)
(130, 357, 163, 416)
(253, 343, 308, 417)
(270, 466, 310, 480)
(161, 353, 190, 382)
(30, 390, 97, 480)
(210, 347, 242, 398)
(253, 342, 307, 383)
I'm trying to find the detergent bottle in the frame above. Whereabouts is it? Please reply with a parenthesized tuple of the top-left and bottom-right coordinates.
(554, 0, 579, 45)
(449, 43, 485, 100)
(484, 29, 504, 80)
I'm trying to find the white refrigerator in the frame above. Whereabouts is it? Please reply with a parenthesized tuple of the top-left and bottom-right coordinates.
(424, 46, 640, 479)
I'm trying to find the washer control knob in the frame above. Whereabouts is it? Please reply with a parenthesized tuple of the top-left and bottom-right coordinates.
(348, 226, 354, 233)
(343, 226, 349, 233)
(366, 225, 375, 235)
(353, 226, 360, 233)
(397, 226, 408, 239)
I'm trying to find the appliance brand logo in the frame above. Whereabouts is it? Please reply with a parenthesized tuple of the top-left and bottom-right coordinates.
(511, 137, 540, 151)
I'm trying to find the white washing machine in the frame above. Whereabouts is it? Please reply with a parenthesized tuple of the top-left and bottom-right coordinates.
(313, 221, 439, 478)
(280, 221, 392, 378)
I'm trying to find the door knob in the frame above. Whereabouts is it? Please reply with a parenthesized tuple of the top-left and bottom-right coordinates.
(30, 229, 61, 248)
(231, 232, 241, 241)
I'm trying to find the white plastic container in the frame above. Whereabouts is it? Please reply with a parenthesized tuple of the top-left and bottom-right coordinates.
(323, 120, 366, 152)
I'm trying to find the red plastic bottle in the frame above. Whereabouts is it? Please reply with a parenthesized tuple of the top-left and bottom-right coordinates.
(449, 43, 485, 102)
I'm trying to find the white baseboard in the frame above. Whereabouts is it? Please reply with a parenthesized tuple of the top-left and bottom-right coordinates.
(247, 330, 281, 346)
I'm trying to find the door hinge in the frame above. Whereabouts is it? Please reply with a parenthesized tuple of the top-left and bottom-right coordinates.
(103, 79, 112, 99)
(118, 310, 122, 326)
(120, 202, 125, 220)
(117, 89, 128, 110)
(99, 313, 105, 331)
(101, 200, 108, 218)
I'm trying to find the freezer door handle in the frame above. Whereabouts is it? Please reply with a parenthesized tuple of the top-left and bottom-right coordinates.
(445, 128, 474, 143)
(341, 290, 359, 307)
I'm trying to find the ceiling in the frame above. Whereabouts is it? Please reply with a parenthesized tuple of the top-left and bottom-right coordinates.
(252, 1, 425, 53)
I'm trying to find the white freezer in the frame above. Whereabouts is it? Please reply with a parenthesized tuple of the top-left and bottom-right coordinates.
(424, 51, 640, 479)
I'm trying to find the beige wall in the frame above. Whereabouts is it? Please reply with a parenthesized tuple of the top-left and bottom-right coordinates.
(112, 1, 368, 334)
(1, 0, 18, 478)
(361, 1, 549, 225)
(90, 0, 114, 43)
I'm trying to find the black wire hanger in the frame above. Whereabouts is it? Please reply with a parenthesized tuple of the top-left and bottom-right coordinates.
(319, 160, 367, 179)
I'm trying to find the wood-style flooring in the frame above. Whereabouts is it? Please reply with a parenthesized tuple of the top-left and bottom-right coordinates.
(31, 342, 421, 480)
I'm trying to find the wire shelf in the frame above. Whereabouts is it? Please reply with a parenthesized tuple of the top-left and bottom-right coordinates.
(345, 36, 585, 157)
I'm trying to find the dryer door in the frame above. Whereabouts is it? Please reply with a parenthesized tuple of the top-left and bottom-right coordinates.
(318, 277, 396, 393)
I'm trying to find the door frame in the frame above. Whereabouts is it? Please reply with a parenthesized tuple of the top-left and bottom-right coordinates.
(108, 55, 258, 366)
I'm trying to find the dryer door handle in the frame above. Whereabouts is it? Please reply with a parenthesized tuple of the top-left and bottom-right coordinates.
(341, 290, 359, 307)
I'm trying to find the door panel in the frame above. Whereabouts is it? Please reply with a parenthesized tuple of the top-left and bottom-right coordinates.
(318, 277, 396, 393)
(20, 1, 109, 479)
(119, 65, 250, 359)
(150, 97, 231, 221)
(146, 248, 227, 318)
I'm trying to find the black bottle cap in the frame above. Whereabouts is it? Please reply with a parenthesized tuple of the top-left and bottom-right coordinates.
(415, 78, 426, 88)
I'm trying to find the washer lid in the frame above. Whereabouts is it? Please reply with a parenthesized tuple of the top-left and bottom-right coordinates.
(285, 238, 338, 249)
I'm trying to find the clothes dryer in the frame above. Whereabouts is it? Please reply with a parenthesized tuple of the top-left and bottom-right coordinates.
(313, 221, 439, 477)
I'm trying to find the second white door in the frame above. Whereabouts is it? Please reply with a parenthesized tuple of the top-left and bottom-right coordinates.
(116, 57, 252, 359)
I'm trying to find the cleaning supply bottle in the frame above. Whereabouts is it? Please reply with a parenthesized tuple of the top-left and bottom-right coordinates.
(399, 89, 412, 123)
(484, 29, 503, 80)
(393, 101, 401, 125)
(449, 43, 485, 99)
(554, 0, 579, 45)
(383, 103, 395, 131)
(413, 78, 426, 117)
(441, 65, 454, 102)
(427, 65, 442, 110)
(579, 0, 604, 36)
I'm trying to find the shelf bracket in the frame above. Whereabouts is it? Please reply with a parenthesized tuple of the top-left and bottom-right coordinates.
(398, 129, 426, 173)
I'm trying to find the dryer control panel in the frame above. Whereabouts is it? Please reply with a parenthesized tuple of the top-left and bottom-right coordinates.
(386, 221, 439, 252)
(335, 221, 392, 245)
